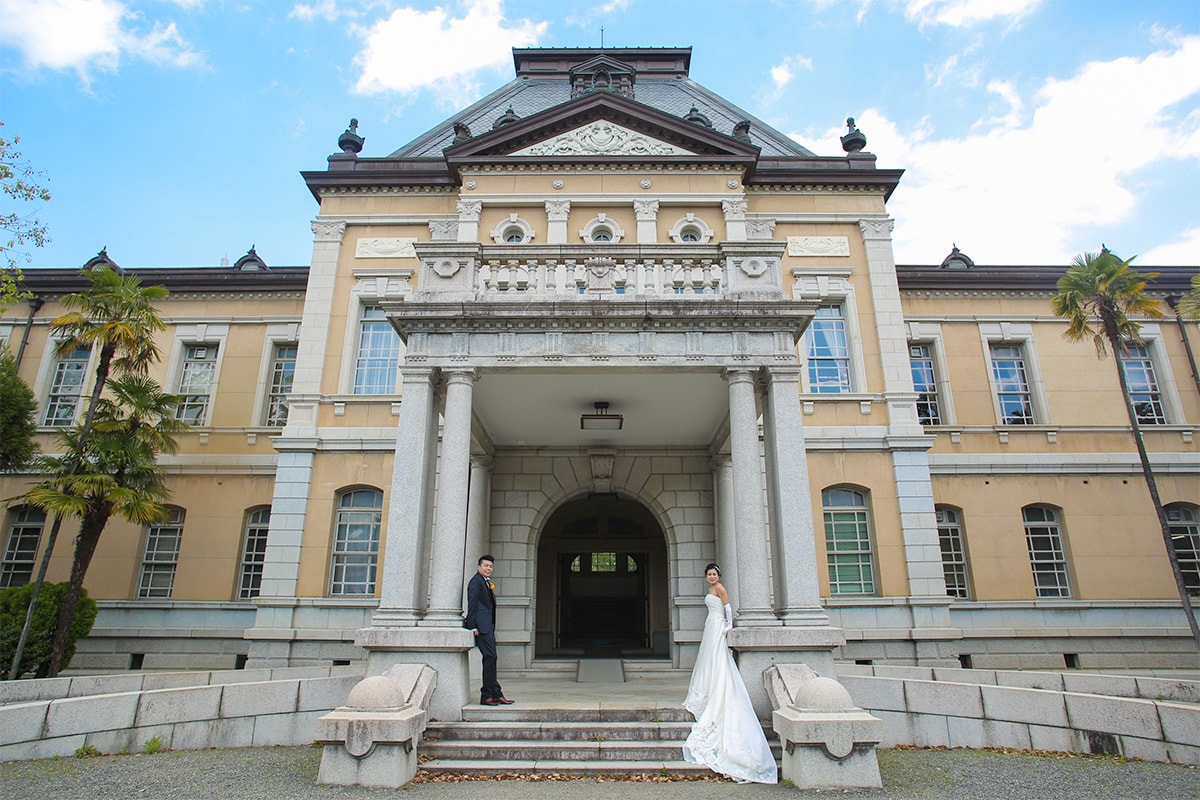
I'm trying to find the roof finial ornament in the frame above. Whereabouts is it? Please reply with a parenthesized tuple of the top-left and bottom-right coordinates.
(939, 244, 975, 270)
(684, 106, 711, 128)
(338, 118, 364, 155)
(732, 120, 752, 143)
(600, 26, 605, 48)
(453, 122, 473, 143)
(840, 116, 867, 153)
(492, 105, 520, 129)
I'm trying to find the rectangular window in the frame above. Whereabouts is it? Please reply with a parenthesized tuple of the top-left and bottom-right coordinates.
(42, 346, 90, 427)
(238, 508, 271, 599)
(1167, 506, 1199, 595)
(1023, 506, 1070, 598)
(910, 344, 942, 425)
(330, 489, 382, 595)
(1, 508, 45, 588)
(175, 344, 218, 424)
(990, 343, 1034, 424)
(1120, 344, 1166, 425)
(138, 508, 185, 599)
(936, 507, 969, 598)
(353, 307, 401, 394)
(265, 344, 297, 427)
(807, 305, 851, 393)
(823, 488, 875, 594)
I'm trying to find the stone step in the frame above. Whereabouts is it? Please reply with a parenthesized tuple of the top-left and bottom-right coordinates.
(460, 706, 694, 723)
(426, 720, 694, 742)
(417, 758, 718, 776)
(420, 738, 692, 762)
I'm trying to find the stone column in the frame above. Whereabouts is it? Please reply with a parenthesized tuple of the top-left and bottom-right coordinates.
(462, 456, 493, 607)
(424, 368, 478, 623)
(634, 199, 659, 243)
(763, 366, 829, 626)
(457, 200, 482, 242)
(545, 200, 570, 245)
(721, 198, 748, 241)
(723, 367, 777, 624)
(374, 367, 439, 624)
(712, 455, 740, 609)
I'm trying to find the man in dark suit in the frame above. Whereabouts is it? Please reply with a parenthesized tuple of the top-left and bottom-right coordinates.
(465, 554, 512, 705)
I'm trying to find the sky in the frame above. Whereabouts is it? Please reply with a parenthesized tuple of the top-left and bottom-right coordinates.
(0, 0, 1198, 270)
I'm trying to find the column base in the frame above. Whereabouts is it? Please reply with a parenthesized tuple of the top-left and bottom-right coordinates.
(356, 626, 474, 722)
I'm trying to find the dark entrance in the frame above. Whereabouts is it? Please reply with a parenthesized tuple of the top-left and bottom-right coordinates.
(535, 494, 669, 658)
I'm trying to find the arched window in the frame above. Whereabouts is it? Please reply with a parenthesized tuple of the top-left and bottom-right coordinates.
(1166, 504, 1199, 596)
(138, 507, 186, 599)
(1023, 505, 1070, 598)
(822, 487, 875, 595)
(238, 507, 271, 600)
(1, 507, 45, 588)
(330, 489, 382, 595)
(935, 506, 970, 598)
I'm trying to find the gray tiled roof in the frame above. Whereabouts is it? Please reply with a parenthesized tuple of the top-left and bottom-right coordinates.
(389, 76, 815, 159)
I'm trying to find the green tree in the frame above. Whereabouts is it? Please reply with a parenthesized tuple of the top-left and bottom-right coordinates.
(1176, 273, 1200, 322)
(1052, 248, 1200, 649)
(9, 264, 170, 679)
(0, 123, 51, 311)
(0, 582, 96, 678)
(0, 348, 38, 471)
(22, 375, 184, 675)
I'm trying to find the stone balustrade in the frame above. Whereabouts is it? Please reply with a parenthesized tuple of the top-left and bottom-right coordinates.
(477, 256, 724, 298)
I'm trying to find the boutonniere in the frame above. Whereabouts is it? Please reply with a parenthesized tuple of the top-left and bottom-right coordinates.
(487, 580, 495, 590)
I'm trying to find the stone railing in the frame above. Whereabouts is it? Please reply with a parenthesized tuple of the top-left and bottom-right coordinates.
(477, 256, 724, 298)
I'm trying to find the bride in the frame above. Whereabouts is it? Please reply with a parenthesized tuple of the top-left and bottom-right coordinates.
(681, 563, 778, 784)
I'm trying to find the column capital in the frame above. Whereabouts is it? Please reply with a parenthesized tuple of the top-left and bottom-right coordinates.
(456, 200, 483, 221)
(633, 199, 659, 220)
(440, 366, 479, 386)
(858, 217, 895, 240)
(311, 219, 347, 242)
(545, 199, 571, 221)
(721, 366, 760, 386)
(765, 365, 805, 385)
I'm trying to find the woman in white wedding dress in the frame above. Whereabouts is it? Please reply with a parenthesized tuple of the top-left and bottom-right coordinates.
(681, 563, 778, 784)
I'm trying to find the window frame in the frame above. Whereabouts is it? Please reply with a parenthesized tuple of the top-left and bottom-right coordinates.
(667, 213, 714, 244)
(237, 507, 271, 600)
(137, 507, 185, 599)
(351, 305, 401, 395)
(164, 324, 229, 428)
(822, 486, 877, 595)
(806, 304, 853, 394)
(1120, 340, 1167, 425)
(980, 323, 1047, 426)
(1166, 503, 1199, 596)
(41, 344, 92, 427)
(264, 342, 297, 427)
(174, 343, 220, 425)
(329, 488, 383, 596)
(909, 342, 945, 426)
(489, 214, 535, 244)
(1022, 504, 1071, 598)
(935, 506, 971, 599)
(1, 507, 46, 588)
(579, 214, 626, 244)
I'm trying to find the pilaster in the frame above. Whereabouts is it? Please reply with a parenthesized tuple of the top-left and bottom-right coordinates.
(634, 199, 659, 243)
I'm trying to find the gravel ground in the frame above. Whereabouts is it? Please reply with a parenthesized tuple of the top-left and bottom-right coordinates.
(1, 746, 1197, 800)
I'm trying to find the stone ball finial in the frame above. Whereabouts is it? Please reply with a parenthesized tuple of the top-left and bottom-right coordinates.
(338, 118, 364, 155)
(795, 676, 855, 711)
(840, 116, 867, 153)
(345, 676, 406, 710)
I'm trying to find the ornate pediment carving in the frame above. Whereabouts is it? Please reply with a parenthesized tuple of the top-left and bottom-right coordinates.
(512, 121, 691, 157)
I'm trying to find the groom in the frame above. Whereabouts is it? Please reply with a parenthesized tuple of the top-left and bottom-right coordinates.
(465, 554, 512, 706)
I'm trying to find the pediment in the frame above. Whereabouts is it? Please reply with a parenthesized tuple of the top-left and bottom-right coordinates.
(443, 91, 759, 166)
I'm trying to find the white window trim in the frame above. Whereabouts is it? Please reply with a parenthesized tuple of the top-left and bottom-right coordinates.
(165, 324, 230, 427)
(489, 214, 536, 244)
(579, 213, 626, 244)
(252, 323, 301, 427)
(792, 274, 868, 394)
(1125, 324, 1184, 425)
(32, 339, 97, 429)
(338, 275, 410, 396)
(907, 321, 955, 425)
(667, 213, 714, 244)
(979, 322, 1048, 426)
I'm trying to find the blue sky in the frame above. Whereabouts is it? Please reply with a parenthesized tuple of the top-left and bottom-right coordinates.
(1, 0, 1198, 270)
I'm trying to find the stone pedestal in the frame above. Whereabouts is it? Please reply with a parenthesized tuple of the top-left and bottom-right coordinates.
(316, 665, 437, 789)
(729, 626, 845, 717)
(764, 664, 882, 790)
(356, 627, 473, 722)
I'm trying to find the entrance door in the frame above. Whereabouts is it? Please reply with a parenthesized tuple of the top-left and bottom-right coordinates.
(534, 495, 668, 658)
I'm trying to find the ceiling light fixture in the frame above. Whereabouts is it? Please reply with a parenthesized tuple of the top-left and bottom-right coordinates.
(580, 401, 623, 431)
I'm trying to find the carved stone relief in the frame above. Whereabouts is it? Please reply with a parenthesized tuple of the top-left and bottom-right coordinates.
(513, 122, 689, 157)
(355, 238, 418, 258)
(787, 236, 850, 257)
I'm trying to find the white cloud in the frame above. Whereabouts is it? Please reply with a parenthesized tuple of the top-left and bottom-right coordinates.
(290, 0, 347, 23)
(790, 36, 1200, 265)
(770, 55, 813, 94)
(903, 0, 1042, 28)
(0, 0, 203, 83)
(353, 0, 546, 101)
(1139, 226, 1200, 267)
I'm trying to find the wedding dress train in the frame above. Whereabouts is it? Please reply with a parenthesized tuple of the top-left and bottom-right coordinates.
(681, 593, 778, 784)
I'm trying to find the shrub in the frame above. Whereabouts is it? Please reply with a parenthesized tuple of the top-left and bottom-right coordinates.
(0, 581, 98, 679)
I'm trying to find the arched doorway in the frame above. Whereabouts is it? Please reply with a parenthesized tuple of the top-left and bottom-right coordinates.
(534, 494, 669, 658)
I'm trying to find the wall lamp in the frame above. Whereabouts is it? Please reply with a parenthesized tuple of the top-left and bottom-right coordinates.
(580, 401, 623, 431)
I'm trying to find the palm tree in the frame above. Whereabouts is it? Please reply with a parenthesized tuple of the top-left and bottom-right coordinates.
(21, 375, 184, 675)
(9, 263, 169, 679)
(1052, 248, 1200, 649)
(1177, 274, 1200, 321)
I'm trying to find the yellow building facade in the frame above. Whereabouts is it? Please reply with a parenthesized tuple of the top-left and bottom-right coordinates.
(2, 48, 1197, 690)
